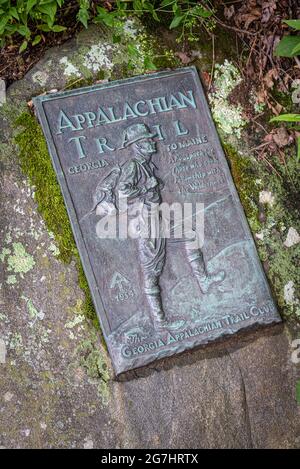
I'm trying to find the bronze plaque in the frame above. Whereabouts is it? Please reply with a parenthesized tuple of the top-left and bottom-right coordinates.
(33, 67, 281, 374)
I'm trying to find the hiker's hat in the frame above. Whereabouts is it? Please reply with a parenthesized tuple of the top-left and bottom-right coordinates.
(120, 123, 156, 149)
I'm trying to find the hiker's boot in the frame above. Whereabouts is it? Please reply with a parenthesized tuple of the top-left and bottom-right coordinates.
(196, 270, 226, 294)
(147, 294, 167, 329)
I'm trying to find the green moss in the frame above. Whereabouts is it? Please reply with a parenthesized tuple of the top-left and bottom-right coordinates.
(224, 141, 300, 321)
(14, 112, 100, 330)
(152, 48, 179, 71)
(223, 143, 260, 232)
(257, 154, 300, 319)
(64, 69, 108, 91)
(77, 262, 101, 333)
(270, 88, 294, 113)
(76, 335, 110, 404)
(62, 20, 178, 90)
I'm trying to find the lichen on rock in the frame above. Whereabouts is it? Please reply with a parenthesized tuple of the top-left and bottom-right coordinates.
(21, 296, 45, 323)
(76, 332, 111, 405)
(209, 60, 246, 139)
(58, 18, 178, 86)
(0, 239, 35, 286)
(7, 242, 35, 276)
(59, 57, 81, 78)
(225, 140, 300, 321)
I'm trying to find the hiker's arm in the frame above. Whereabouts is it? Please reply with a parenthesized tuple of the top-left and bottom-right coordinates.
(118, 161, 147, 199)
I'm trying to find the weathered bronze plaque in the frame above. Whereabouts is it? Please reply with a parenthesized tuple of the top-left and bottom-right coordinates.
(34, 67, 281, 374)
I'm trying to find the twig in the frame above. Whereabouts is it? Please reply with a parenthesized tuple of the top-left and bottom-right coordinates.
(62, 77, 84, 90)
(246, 36, 258, 68)
(295, 56, 300, 68)
(213, 17, 259, 36)
(258, 153, 282, 179)
(208, 34, 215, 91)
(0, 63, 11, 75)
(252, 119, 269, 135)
(250, 142, 270, 151)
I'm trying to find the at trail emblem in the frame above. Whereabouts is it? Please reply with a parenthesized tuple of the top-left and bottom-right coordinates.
(110, 272, 129, 290)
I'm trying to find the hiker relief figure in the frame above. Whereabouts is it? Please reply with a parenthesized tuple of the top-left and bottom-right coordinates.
(91, 123, 225, 328)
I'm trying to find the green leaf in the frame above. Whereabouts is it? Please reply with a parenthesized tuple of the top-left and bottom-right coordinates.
(283, 20, 300, 31)
(270, 113, 300, 123)
(143, 1, 160, 21)
(38, 2, 57, 21)
(112, 34, 121, 44)
(0, 15, 9, 32)
(127, 43, 140, 57)
(17, 24, 31, 38)
(32, 34, 42, 45)
(292, 41, 300, 55)
(77, 7, 89, 28)
(192, 5, 213, 19)
(152, 10, 160, 21)
(169, 14, 185, 29)
(275, 36, 300, 57)
(19, 39, 28, 53)
(9, 7, 19, 20)
(38, 24, 51, 32)
(95, 7, 116, 27)
(161, 0, 176, 7)
(116, 0, 127, 12)
(26, 0, 38, 13)
(132, 0, 142, 12)
(4, 24, 18, 34)
(50, 24, 67, 32)
(144, 56, 157, 70)
(172, 3, 180, 14)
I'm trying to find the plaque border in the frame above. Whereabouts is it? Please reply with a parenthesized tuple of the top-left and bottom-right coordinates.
(33, 66, 281, 374)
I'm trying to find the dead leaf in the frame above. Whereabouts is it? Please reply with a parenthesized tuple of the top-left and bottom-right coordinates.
(267, 99, 283, 116)
(257, 88, 268, 103)
(272, 126, 293, 147)
(263, 68, 279, 89)
(201, 71, 211, 89)
(261, 1, 277, 24)
(274, 102, 283, 114)
(263, 127, 293, 149)
(175, 51, 193, 64)
(224, 5, 235, 20)
(238, 12, 261, 29)
(104, 1, 113, 11)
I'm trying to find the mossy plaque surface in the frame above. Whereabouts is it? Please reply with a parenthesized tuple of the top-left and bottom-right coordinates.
(33, 67, 281, 374)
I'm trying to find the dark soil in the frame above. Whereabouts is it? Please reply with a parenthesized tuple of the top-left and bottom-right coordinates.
(0, 1, 84, 86)
(1, 0, 299, 96)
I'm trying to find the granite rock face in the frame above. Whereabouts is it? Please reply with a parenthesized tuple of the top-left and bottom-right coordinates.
(0, 21, 299, 449)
